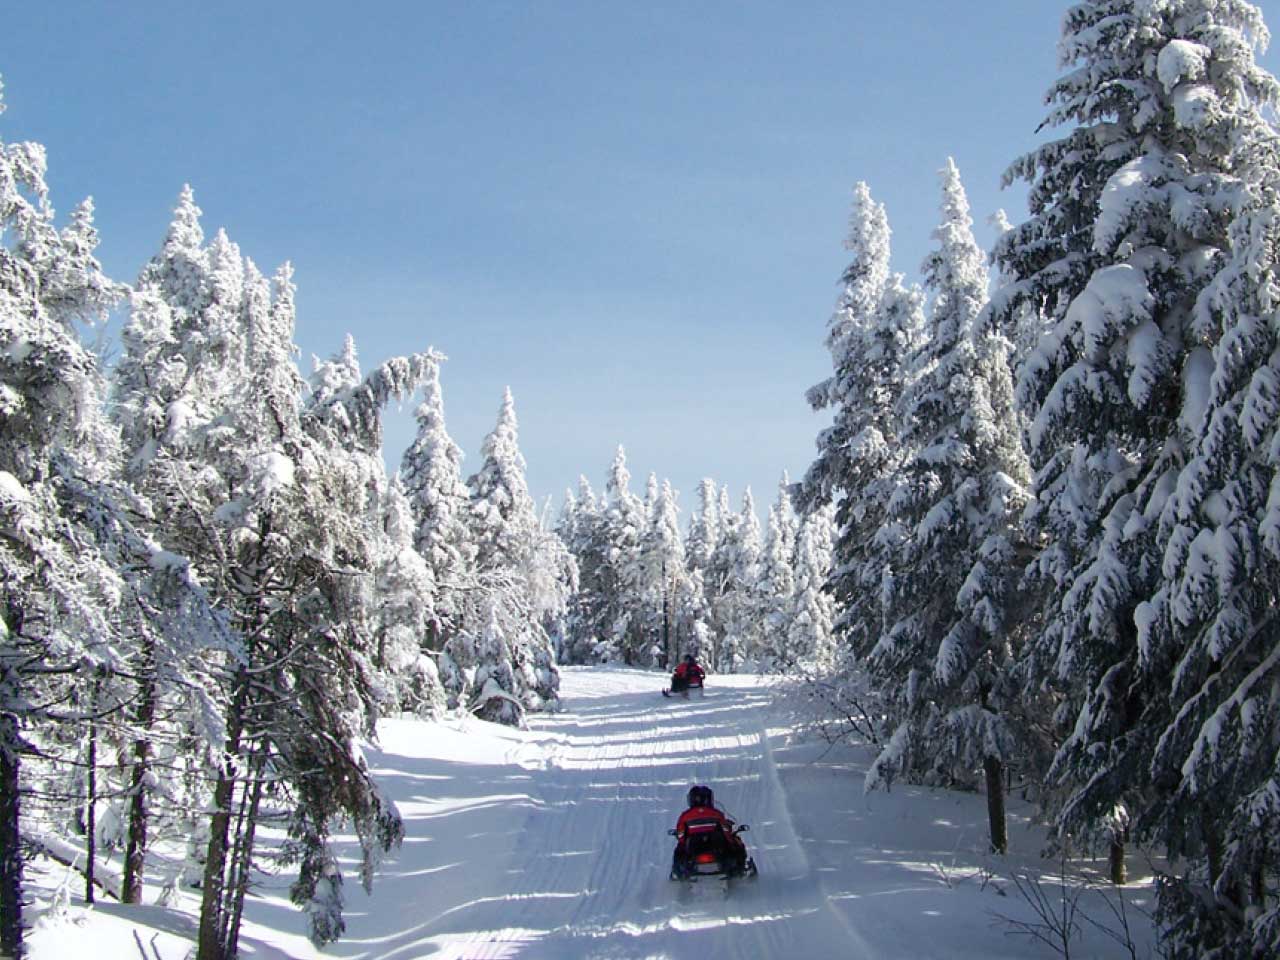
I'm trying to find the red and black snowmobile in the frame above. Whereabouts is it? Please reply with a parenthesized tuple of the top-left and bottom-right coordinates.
(668, 785, 757, 884)
(662, 654, 705, 698)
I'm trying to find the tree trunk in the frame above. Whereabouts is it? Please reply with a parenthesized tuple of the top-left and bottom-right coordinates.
(1203, 803, 1224, 888)
(122, 669, 156, 905)
(0, 714, 23, 960)
(983, 755, 1008, 855)
(1109, 837, 1127, 885)
(197, 671, 247, 960)
(85, 703, 97, 906)
(223, 763, 264, 960)
(661, 571, 671, 670)
(196, 766, 234, 960)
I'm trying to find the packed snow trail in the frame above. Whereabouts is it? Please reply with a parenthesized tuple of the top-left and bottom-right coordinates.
(22, 667, 1159, 959)
(327, 668, 870, 960)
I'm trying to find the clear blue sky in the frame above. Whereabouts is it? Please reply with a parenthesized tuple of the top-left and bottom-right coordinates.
(7, 2, 1279, 520)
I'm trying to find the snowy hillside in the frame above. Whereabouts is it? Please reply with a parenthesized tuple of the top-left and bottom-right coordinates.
(26, 667, 1157, 959)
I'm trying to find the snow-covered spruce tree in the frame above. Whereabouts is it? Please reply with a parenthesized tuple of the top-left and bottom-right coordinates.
(399, 355, 475, 691)
(786, 504, 838, 670)
(601, 446, 649, 664)
(801, 182, 924, 669)
(1085, 5, 1280, 953)
(110, 193, 271, 907)
(759, 475, 799, 669)
(557, 477, 613, 663)
(706, 489, 765, 672)
(120, 201, 410, 956)
(799, 182, 892, 512)
(639, 478, 687, 667)
(678, 478, 722, 664)
(0, 89, 219, 956)
(866, 160, 1030, 856)
(305, 338, 446, 720)
(700, 485, 739, 669)
(991, 2, 1280, 902)
(686, 478, 721, 580)
(372, 475, 447, 716)
(465, 388, 568, 721)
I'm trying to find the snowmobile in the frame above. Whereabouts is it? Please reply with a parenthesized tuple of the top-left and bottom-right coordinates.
(668, 822, 757, 884)
(662, 656, 705, 698)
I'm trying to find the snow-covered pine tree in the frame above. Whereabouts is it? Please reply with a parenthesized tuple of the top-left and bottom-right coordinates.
(465, 388, 566, 719)
(993, 4, 1280, 910)
(118, 199, 409, 956)
(800, 182, 892, 512)
(602, 446, 649, 664)
(304, 338, 446, 720)
(706, 489, 764, 672)
(639, 478, 687, 667)
(686, 478, 720, 579)
(758, 475, 799, 669)
(786, 504, 838, 670)
(376, 476, 447, 714)
(400, 356, 476, 687)
(557, 477, 613, 663)
(866, 159, 1030, 856)
(1087, 4, 1280, 953)
(700, 484, 740, 670)
(801, 182, 925, 675)
(0, 88, 220, 957)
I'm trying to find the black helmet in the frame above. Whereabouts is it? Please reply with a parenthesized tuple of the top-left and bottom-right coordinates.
(684, 654, 696, 664)
(687, 784, 714, 808)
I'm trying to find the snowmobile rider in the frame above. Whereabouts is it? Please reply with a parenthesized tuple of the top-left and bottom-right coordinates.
(671, 784, 747, 875)
(670, 654, 705, 694)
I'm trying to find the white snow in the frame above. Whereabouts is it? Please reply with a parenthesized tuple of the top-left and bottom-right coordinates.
(1157, 39, 1211, 94)
(1180, 346, 1213, 437)
(250, 450, 295, 496)
(25, 667, 1157, 959)
(0, 469, 29, 503)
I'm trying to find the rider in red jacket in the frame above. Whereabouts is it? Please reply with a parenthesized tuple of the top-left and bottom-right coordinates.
(671, 654, 705, 694)
(671, 785, 745, 875)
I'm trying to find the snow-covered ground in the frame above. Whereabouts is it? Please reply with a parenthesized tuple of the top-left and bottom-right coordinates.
(27, 667, 1158, 959)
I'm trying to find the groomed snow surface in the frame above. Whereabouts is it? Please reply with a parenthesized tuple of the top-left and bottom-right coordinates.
(27, 668, 1157, 959)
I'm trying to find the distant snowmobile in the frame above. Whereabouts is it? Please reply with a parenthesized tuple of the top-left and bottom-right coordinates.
(662, 654, 705, 698)
(668, 785, 757, 885)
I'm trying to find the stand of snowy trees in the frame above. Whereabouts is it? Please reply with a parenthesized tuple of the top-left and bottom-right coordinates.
(0, 91, 579, 957)
(556, 452, 837, 675)
(803, 3, 1280, 957)
(0, 69, 838, 955)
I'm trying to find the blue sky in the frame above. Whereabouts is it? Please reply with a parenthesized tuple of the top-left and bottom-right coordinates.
(7, 2, 1279, 520)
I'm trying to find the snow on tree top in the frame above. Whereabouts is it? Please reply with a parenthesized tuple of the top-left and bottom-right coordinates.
(1156, 39, 1212, 94)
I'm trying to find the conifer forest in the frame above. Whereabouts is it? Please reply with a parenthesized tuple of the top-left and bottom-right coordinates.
(5, 2, 1280, 958)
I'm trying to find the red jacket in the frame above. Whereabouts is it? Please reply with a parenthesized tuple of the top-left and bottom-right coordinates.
(675, 804, 738, 849)
(674, 662, 705, 683)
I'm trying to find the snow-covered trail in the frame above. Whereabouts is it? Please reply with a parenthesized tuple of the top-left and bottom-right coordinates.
(327, 668, 869, 960)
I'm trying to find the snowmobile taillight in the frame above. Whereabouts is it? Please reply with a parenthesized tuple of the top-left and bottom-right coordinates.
(695, 852, 718, 864)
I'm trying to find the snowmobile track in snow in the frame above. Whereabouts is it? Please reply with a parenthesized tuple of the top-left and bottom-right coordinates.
(329, 669, 871, 960)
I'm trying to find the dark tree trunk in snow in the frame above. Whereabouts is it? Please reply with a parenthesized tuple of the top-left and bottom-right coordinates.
(224, 763, 264, 959)
(1109, 838, 1127, 885)
(197, 670, 247, 960)
(983, 755, 1008, 855)
(85, 702, 98, 906)
(122, 669, 156, 905)
(0, 715, 23, 960)
(197, 765, 235, 960)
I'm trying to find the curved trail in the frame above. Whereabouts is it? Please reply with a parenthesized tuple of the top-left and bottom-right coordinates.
(331, 669, 869, 960)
